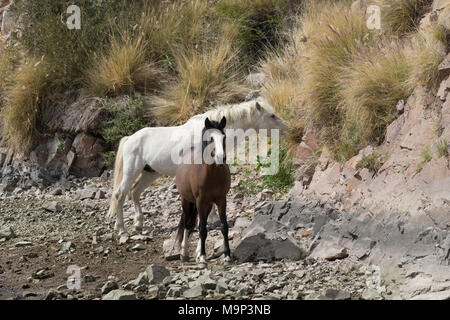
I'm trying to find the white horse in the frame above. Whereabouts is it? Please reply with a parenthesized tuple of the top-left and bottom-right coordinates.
(107, 96, 288, 236)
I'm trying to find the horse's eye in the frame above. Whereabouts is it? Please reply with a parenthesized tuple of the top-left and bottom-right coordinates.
(271, 114, 276, 119)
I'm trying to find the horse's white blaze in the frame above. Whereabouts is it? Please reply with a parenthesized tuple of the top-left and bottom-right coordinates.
(108, 97, 288, 236)
(203, 128, 226, 165)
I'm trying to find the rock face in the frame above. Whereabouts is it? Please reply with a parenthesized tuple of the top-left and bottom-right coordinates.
(292, 79, 450, 217)
(0, 97, 109, 185)
(250, 199, 450, 299)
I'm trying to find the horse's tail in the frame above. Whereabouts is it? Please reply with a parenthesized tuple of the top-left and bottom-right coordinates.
(107, 136, 129, 220)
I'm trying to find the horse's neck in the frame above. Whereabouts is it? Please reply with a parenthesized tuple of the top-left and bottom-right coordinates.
(226, 119, 253, 131)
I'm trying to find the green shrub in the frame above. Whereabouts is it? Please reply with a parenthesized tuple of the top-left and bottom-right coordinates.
(437, 139, 448, 158)
(416, 147, 432, 173)
(257, 141, 295, 193)
(101, 93, 147, 147)
(357, 152, 388, 173)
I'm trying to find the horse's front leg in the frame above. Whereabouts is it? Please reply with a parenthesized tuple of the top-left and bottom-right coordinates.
(196, 203, 211, 266)
(217, 199, 231, 264)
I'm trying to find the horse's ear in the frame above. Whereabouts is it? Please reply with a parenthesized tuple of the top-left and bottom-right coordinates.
(219, 116, 227, 129)
(255, 102, 263, 112)
(205, 117, 212, 128)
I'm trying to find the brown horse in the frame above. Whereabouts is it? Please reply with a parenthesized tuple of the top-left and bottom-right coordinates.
(175, 116, 231, 265)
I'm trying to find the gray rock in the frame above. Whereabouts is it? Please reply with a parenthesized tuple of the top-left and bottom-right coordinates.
(83, 274, 96, 283)
(78, 188, 96, 200)
(101, 281, 119, 295)
(167, 285, 183, 297)
(51, 188, 63, 196)
(102, 289, 136, 300)
(132, 243, 146, 251)
(324, 288, 351, 300)
(362, 288, 383, 300)
(119, 234, 129, 244)
(233, 233, 305, 262)
(61, 241, 73, 253)
(129, 272, 149, 287)
(0, 226, 15, 240)
(196, 275, 216, 290)
(33, 269, 54, 280)
(147, 285, 159, 299)
(145, 265, 170, 285)
(216, 278, 228, 294)
(183, 285, 205, 298)
(44, 289, 60, 300)
(15, 241, 33, 247)
(42, 201, 62, 212)
(163, 238, 180, 261)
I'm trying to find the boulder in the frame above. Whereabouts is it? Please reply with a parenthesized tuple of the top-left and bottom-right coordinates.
(70, 133, 105, 177)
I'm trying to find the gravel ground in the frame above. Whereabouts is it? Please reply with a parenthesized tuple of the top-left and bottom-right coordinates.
(0, 169, 376, 300)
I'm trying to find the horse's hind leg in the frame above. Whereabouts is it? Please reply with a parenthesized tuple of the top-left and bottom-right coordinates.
(180, 199, 196, 261)
(115, 162, 144, 236)
(130, 171, 160, 234)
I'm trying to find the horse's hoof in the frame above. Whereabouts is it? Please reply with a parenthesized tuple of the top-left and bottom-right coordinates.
(197, 262, 207, 269)
(197, 255, 207, 265)
(224, 256, 232, 265)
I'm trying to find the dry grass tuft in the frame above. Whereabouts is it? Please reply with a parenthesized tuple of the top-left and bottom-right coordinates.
(87, 36, 163, 97)
(1, 58, 49, 151)
(338, 44, 412, 160)
(406, 23, 448, 90)
(376, 0, 431, 35)
(155, 37, 247, 125)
